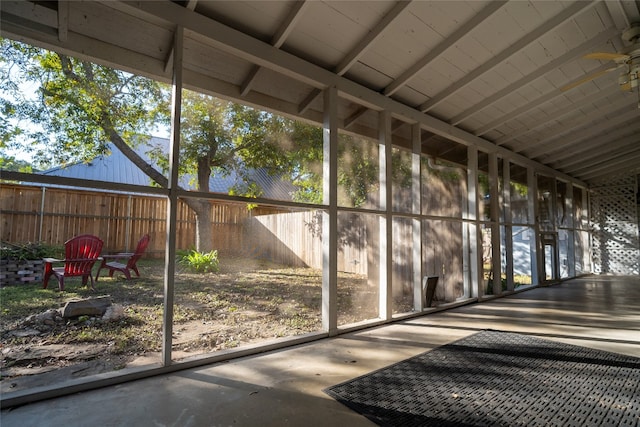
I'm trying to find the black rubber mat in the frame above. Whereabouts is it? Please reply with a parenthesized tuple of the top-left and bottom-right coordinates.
(325, 330, 640, 426)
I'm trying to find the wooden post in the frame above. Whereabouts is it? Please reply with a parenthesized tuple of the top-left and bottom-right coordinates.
(322, 86, 338, 335)
(162, 26, 183, 365)
(379, 110, 392, 320)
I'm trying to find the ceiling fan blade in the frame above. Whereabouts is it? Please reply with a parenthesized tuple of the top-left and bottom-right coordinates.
(584, 52, 631, 61)
(560, 67, 618, 92)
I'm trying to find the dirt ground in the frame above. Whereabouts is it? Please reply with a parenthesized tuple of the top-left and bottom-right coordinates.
(1, 256, 414, 393)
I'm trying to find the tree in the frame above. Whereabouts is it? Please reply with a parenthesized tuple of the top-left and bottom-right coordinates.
(0, 39, 322, 252)
(0, 155, 33, 173)
(1, 38, 403, 252)
(152, 90, 319, 250)
(1, 38, 169, 174)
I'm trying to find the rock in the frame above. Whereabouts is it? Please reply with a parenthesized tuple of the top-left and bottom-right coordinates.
(9, 328, 41, 338)
(38, 309, 60, 323)
(25, 311, 49, 324)
(61, 296, 112, 318)
(101, 304, 124, 322)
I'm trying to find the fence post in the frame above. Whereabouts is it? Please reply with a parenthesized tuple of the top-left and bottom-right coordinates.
(126, 194, 132, 251)
(38, 187, 46, 242)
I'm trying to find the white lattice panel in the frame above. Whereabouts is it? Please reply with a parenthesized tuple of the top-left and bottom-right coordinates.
(590, 175, 640, 275)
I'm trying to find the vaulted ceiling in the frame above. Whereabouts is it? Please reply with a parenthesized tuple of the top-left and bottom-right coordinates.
(2, 0, 640, 186)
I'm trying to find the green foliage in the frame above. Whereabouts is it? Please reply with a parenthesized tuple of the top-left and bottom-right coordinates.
(1, 38, 388, 210)
(0, 155, 33, 173)
(0, 242, 63, 260)
(1, 38, 406, 251)
(423, 157, 462, 182)
(1, 38, 168, 169)
(177, 249, 220, 273)
(391, 148, 412, 189)
(337, 134, 379, 207)
(271, 119, 324, 205)
(229, 180, 262, 199)
(510, 181, 528, 197)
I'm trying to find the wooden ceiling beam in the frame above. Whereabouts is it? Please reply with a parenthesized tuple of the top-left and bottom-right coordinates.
(473, 62, 612, 137)
(523, 107, 639, 159)
(449, 28, 619, 126)
(334, 1, 412, 76)
(240, 1, 311, 97)
(384, 1, 507, 97)
(418, 1, 596, 113)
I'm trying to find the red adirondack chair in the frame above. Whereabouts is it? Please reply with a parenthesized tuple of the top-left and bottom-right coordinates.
(43, 234, 104, 291)
(95, 234, 150, 281)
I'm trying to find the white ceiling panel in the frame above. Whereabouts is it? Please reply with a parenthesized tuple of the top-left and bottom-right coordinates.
(472, 9, 525, 55)
(1, 0, 639, 184)
(343, 61, 392, 91)
(405, 68, 450, 99)
(196, 1, 288, 41)
(507, 1, 545, 32)
(325, 1, 390, 26)
(280, 3, 359, 67)
(409, 1, 486, 38)
(183, 38, 251, 86)
(390, 86, 424, 108)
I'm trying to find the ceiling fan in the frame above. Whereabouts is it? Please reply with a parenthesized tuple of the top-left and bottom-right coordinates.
(583, 22, 640, 92)
(563, 23, 640, 94)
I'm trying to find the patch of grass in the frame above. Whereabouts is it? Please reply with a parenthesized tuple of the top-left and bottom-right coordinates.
(280, 313, 318, 330)
(1, 256, 389, 384)
(0, 287, 51, 316)
(0, 286, 75, 322)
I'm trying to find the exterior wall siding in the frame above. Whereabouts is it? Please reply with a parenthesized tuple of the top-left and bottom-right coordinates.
(590, 175, 640, 275)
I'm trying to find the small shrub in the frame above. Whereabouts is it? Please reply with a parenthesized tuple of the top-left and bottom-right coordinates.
(177, 249, 220, 273)
(0, 242, 63, 260)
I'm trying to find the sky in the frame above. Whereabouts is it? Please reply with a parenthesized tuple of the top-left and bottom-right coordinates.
(2, 64, 44, 164)
(2, 75, 170, 167)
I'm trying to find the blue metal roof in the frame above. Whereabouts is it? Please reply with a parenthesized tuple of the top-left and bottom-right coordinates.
(41, 137, 297, 200)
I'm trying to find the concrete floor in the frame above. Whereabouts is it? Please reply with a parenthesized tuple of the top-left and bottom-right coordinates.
(2, 275, 639, 427)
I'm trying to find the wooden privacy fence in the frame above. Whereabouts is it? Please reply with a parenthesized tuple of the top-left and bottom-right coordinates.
(0, 183, 274, 257)
(1, 184, 465, 300)
(247, 211, 465, 299)
(247, 211, 371, 274)
(2, 184, 394, 274)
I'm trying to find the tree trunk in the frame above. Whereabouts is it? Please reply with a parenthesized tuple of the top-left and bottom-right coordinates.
(193, 199, 214, 253)
(101, 113, 221, 253)
(61, 54, 218, 253)
(103, 124, 215, 252)
(103, 123, 169, 188)
(193, 157, 214, 252)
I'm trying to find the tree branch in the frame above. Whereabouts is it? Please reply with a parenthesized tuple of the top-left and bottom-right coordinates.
(100, 114, 169, 188)
(58, 54, 81, 83)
